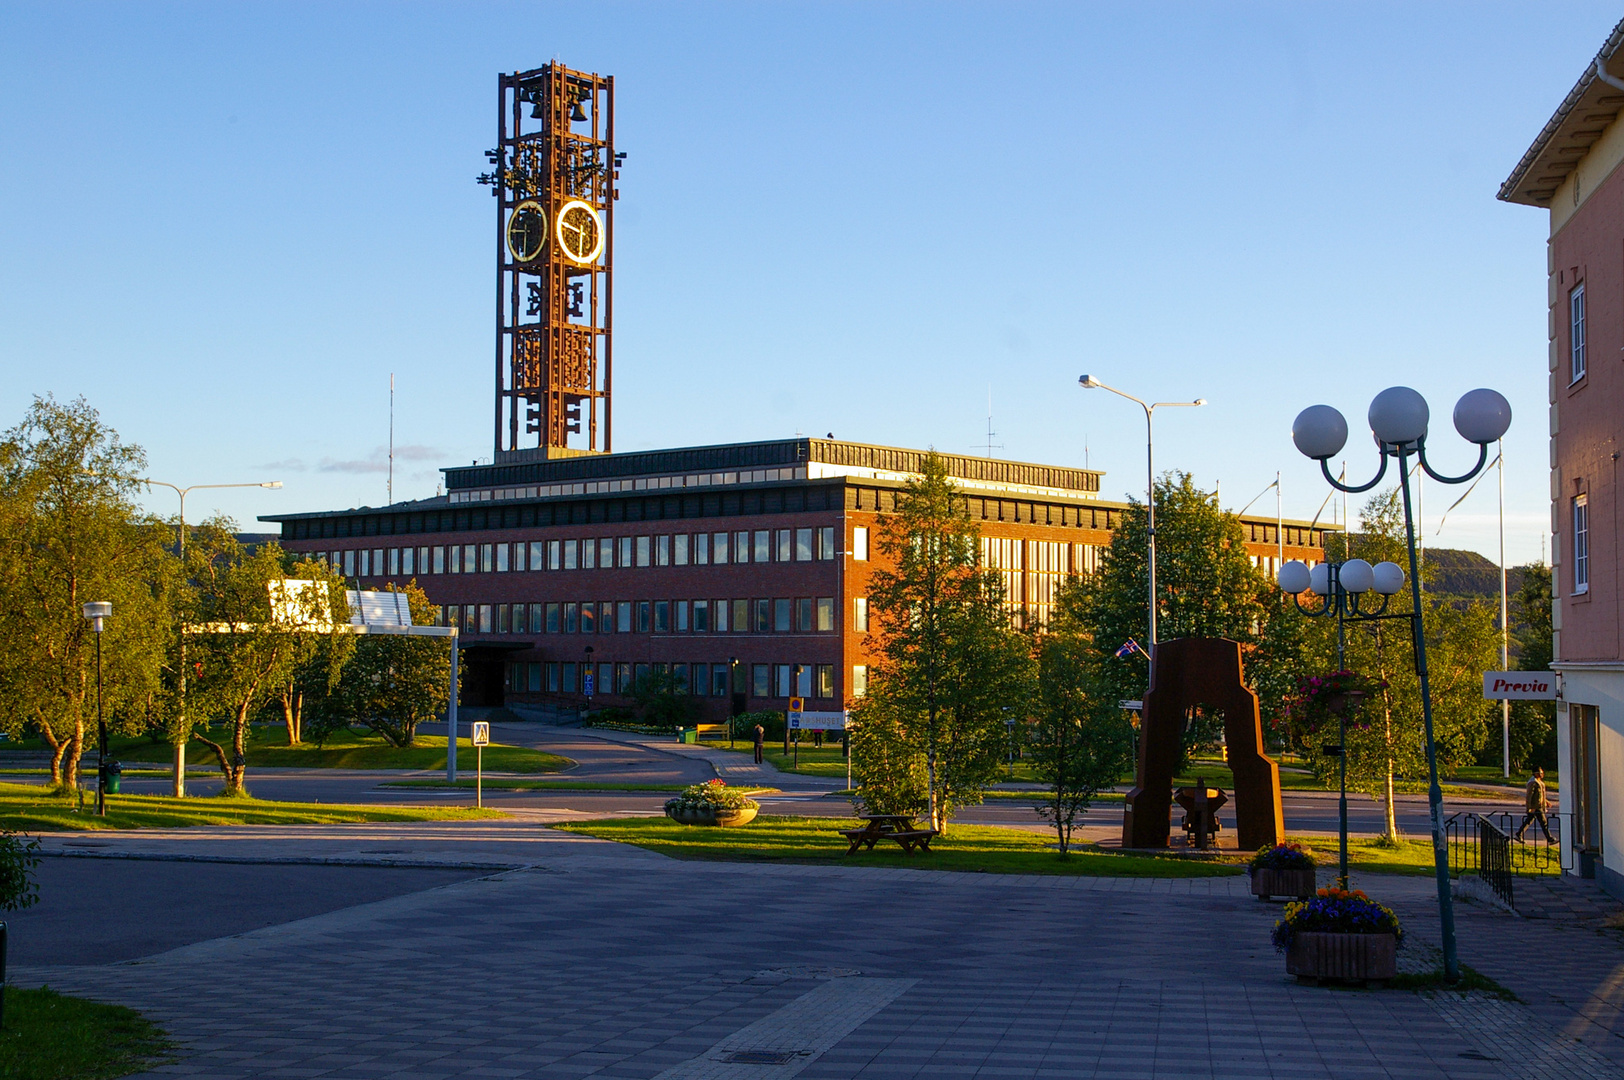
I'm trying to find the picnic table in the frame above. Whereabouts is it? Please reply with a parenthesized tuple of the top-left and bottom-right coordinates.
(838, 813, 940, 855)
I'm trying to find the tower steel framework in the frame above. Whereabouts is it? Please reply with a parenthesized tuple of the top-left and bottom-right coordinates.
(482, 63, 618, 458)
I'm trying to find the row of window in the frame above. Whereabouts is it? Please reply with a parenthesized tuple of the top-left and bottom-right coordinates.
(309, 527, 868, 580)
(444, 596, 856, 636)
(507, 660, 870, 700)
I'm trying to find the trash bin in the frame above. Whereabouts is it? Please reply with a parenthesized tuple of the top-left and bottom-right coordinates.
(679, 728, 698, 745)
(99, 760, 122, 794)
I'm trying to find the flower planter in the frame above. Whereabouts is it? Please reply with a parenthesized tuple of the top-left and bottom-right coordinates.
(1250, 867, 1316, 901)
(1285, 931, 1397, 984)
(665, 805, 758, 828)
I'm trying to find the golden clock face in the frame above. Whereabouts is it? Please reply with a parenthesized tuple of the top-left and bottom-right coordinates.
(506, 201, 548, 263)
(555, 199, 604, 264)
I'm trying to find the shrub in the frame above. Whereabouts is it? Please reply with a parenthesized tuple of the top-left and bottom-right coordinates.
(1272, 887, 1403, 951)
(1249, 843, 1316, 871)
(0, 831, 41, 911)
(735, 710, 787, 742)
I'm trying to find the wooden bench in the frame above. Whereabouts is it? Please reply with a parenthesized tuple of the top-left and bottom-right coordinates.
(839, 814, 940, 855)
(694, 723, 732, 744)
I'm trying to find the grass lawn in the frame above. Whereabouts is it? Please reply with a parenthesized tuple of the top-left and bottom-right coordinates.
(1450, 765, 1559, 791)
(110, 727, 570, 774)
(556, 814, 1244, 877)
(382, 779, 777, 794)
(0, 782, 503, 832)
(1281, 834, 1562, 877)
(0, 986, 174, 1079)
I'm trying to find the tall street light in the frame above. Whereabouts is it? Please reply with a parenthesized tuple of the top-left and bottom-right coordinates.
(81, 602, 112, 817)
(142, 478, 283, 797)
(1290, 384, 1512, 983)
(1077, 376, 1206, 668)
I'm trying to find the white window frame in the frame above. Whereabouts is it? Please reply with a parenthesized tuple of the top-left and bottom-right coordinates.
(1574, 494, 1590, 594)
(1571, 282, 1587, 383)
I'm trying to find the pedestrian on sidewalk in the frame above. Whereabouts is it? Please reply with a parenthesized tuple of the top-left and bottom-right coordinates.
(1515, 767, 1555, 843)
(753, 723, 765, 764)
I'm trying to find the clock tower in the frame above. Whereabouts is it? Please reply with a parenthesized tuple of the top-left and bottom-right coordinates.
(481, 63, 619, 458)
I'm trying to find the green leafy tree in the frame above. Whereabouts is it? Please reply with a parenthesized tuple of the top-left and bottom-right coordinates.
(849, 452, 1035, 832)
(1295, 490, 1499, 839)
(0, 832, 40, 912)
(266, 557, 354, 745)
(1509, 562, 1555, 771)
(0, 396, 175, 790)
(1029, 625, 1133, 853)
(332, 583, 451, 748)
(186, 522, 312, 794)
(1061, 472, 1302, 762)
(630, 667, 699, 730)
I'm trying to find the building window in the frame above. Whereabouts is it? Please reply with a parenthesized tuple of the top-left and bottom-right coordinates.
(564, 602, 579, 634)
(674, 534, 689, 565)
(357, 550, 369, 577)
(776, 529, 792, 562)
(816, 664, 835, 698)
(373, 548, 384, 575)
(562, 662, 578, 693)
(852, 665, 868, 697)
(563, 540, 578, 570)
(512, 542, 526, 572)
(796, 597, 813, 632)
(635, 662, 651, 688)
(479, 544, 493, 573)
(1571, 283, 1587, 383)
(713, 664, 730, 696)
(734, 531, 749, 563)
(755, 598, 772, 633)
(636, 536, 651, 567)
(580, 538, 594, 569)
(754, 531, 771, 563)
(597, 601, 612, 633)
(528, 542, 543, 570)
(637, 601, 651, 633)
(616, 662, 632, 694)
(478, 605, 493, 634)
(617, 601, 632, 633)
(527, 662, 542, 692)
(752, 664, 771, 698)
(854, 597, 868, 632)
(713, 532, 728, 564)
(817, 597, 834, 632)
(794, 664, 812, 698)
(654, 535, 669, 566)
(546, 603, 561, 634)
(654, 600, 670, 633)
(694, 533, 709, 564)
(733, 598, 748, 632)
(497, 604, 510, 634)
(795, 528, 814, 561)
(495, 545, 508, 573)
(343, 549, 355, 577)
(598, 538, 612, 568)
(618, 536, 633, 567)
(546, 663, 560, 692)
(1574, 494, 1590, 593)
(530, 604, 545, 634)
(818, 526, 836, 560)
(581, 602, 596, 634)
(388, 548, 400, 576)
(852, 527, 869, 561)
(693, 600, 710, 633)
(774, 664, 792, 698)
(676, 600, 689, 632)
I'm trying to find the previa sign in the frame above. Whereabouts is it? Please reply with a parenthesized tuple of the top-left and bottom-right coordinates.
(1482, 672, 1556, 701)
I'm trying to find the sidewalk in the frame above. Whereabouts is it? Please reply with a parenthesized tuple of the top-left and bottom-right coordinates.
(552, 723, 846, 791)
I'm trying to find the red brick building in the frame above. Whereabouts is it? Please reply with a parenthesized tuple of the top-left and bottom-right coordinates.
(263, 438, 1331, 718)
(1502, 16, 1624, 888)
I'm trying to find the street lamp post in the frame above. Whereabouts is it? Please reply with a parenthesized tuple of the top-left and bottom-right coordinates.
(1077, 377, 1205, 671)
(81, 602, 112, 817)
(1277, 556, 1409, 889)
(140, 478, 282, 797)
(1289, 385, 1512, 983)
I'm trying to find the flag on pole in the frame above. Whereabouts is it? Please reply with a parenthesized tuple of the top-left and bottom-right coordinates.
(1115, 639, 1141, 660)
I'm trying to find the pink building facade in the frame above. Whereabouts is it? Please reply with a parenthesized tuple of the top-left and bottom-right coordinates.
(1503, 17, 1624, 891)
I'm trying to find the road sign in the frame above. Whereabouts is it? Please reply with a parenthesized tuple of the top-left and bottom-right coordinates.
(583, 670, 595, 697)
(1482, 672, 1556, 700)
(788, 711, 847, 730)
(789, 697, 805, 713)
(471, 721, 491, 746)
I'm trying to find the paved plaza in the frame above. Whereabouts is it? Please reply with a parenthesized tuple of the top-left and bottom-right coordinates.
(15, 817, 1624, 1080)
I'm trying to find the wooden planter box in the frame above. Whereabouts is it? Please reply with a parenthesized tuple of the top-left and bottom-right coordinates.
(665, 805, 758, 828)
(1250, 867, 1316, 900)
(1285, 932, 1397, 984)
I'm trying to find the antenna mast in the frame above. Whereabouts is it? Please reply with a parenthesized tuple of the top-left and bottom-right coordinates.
(388, 373, 395, 504)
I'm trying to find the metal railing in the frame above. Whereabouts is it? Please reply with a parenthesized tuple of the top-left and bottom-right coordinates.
(1446, 810, 1570, 912)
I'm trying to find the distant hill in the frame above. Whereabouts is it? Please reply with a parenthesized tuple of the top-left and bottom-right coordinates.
(1340, 538, 1528, 599)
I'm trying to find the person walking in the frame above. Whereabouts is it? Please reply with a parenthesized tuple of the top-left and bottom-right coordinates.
(752, 723, 765, 765)
(1515, 767, 1555, 843)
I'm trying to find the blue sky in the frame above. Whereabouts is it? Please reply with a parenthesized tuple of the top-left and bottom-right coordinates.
(1, 2, 1613, 564)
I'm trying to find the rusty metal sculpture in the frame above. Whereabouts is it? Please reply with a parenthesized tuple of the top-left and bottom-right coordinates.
(1121, 637, 1285, 851)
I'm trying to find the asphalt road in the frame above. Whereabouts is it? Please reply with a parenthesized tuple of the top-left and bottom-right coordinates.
(43, 719, 1520, 838)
